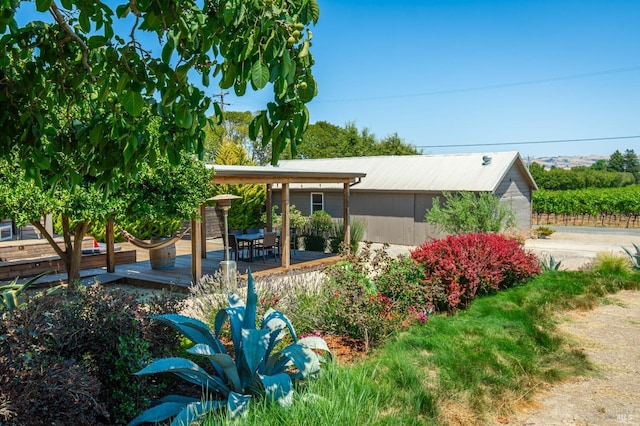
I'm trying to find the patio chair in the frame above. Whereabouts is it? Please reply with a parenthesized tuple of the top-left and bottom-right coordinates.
(228, 234, 248, 261)
(254, 231, 279, 262)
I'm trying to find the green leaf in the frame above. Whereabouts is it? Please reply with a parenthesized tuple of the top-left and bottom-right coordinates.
(35, 0, 52, 12)
(115, 4, 130, 18)
(78, 11, 90, 32)
(223, 3, 235, 26)
(89, 124, 103, 146)
(251, 60, 269, 89)
(309, 0, 320, 24)
(121, 90, 145, 116)
(175, 103, 193, 129)
(161, 39, 174, 64)
(87, 35, 107, 48)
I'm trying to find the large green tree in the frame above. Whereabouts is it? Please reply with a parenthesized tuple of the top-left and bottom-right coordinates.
(1, 0, 318, 282)
(1, 0, 318, 183)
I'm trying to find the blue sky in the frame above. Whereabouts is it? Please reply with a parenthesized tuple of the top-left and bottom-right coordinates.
(15, 0, 640, 159)
(229, 0, 640, 159)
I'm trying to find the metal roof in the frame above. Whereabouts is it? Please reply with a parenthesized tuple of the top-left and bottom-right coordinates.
(276, 151, 537, 192)
(209, 164, 366, 185)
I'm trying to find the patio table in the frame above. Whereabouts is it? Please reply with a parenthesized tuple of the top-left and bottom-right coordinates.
(236, 233, 264, 262)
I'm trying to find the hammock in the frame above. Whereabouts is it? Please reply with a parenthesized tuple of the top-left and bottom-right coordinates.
(118, 226, 191, 250)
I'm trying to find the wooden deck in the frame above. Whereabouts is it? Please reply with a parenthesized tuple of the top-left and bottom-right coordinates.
(2, 238, 340, 290)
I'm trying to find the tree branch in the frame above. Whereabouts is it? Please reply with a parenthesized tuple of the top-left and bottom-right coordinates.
(49, 2, 92, 74)
(31, 219, 66, 259)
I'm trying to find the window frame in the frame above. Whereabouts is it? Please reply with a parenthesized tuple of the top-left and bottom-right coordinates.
(310, 192, 324, 213)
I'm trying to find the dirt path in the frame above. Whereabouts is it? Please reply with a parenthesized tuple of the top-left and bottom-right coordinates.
(509, 289, 640, 425)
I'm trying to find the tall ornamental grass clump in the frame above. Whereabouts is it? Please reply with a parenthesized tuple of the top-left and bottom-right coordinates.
(411, 233, 540, 312)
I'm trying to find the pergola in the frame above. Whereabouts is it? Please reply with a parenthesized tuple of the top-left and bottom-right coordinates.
(102, 165, 364, 282)
(189, 165, 365, 282)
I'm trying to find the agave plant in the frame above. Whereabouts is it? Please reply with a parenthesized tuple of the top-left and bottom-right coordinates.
(622, 242, 640, 269)
(540, 255, 563, 271)
(0, 270, 56, 311)
(129, 270, 331, 426)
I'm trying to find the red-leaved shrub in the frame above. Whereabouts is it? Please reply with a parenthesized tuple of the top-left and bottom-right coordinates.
(410, 233, 540, 312)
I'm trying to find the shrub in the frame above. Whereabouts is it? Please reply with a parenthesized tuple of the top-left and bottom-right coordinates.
(375, 254, 428, 313)
(535, 226, 555, 238)
(0, 286, 183, 425)
(302, 210, 333, 252)
(425, 191, 516, 234)
(318, 245, 404, 351)
(329, 219, 366, 254)
(410, 233, 540, 312)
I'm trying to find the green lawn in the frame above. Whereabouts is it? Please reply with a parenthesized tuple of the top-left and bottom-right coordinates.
(207, 269, 640, 425)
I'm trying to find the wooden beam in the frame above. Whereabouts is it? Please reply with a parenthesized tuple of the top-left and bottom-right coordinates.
(281, 183, 290, 268)
(200, 204, 207, 259)
(214, 176, 358, 185)
(191, 216, 202, 283)
(343, 182, 350, 249)
(106, 218, 115, 272)
(266, 184, 273, 232)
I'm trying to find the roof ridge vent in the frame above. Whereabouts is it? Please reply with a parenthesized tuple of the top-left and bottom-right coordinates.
(482, 155, 492, 166)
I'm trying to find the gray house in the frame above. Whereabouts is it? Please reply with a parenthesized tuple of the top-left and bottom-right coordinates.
(274, 151, 538, 246)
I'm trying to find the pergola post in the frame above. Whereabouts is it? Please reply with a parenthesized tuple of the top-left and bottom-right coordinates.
(281, 183, 290, 268)
(106, 218, 115, 272)
(343, 182, 350, 249)
(266, 183, 273, 232)
(200, 203, 207, 258)
(191, 215, 202, 283)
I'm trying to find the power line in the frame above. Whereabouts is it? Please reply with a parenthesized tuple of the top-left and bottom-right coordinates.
(414, 135, 640, 149)
(319, 65, 640, 103)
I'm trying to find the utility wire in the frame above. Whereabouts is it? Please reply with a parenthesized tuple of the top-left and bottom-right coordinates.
(414, 135, 640, 149)
(319, 65, 640, 103)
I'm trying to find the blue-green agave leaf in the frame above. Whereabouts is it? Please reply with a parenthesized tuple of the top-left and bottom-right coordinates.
(297, 336, 331, 356)
(228, 391, 252, 419)
(134, 357, 230, 395)
(156, 395, 200, 405)
(151, 313, 226, 353)
(227, 291, 244, 308)
(273, 344, 321, 379)
(170, 400, 227, 426)
(127, 401, 186, 425)
(259, 373, 293, 407)
(215, 306, 244, 353)
(261, 309, 297, 358)
(242, 328, 270, 376)
(261, 308, 297, 340)
(243, 270, 258, 330)
(188, 344, 242, 392)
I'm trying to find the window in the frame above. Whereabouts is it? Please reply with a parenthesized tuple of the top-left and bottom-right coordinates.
(311, 193, 324, 213)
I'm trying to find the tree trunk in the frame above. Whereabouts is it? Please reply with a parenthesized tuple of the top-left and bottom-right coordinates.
(32, 215, 89, 287)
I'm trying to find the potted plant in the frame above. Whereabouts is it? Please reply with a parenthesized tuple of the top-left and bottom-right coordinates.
(119, 156, 214, 269)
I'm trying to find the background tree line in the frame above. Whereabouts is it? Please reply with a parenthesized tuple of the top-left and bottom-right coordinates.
(528, 149, 639, 190)
(205, 111, 421, 166)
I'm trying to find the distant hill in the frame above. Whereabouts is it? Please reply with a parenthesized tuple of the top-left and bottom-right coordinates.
(525, 155, 607, 170)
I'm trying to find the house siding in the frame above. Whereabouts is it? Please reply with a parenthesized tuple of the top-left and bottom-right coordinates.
(494, 164, 533, 230)
(272, 153, 536, 246)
